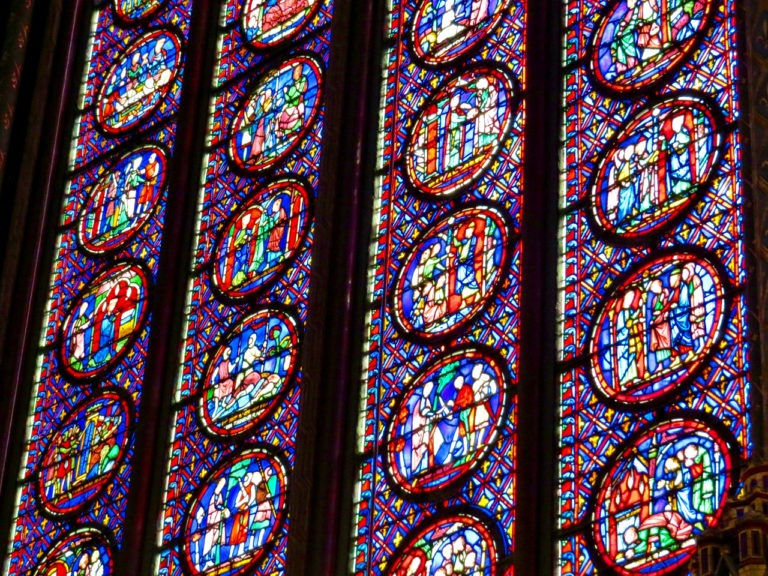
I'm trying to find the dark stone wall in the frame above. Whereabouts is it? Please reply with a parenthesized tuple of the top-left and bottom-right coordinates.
(745, 0, 768, 456)
(0, 0, 64, 356)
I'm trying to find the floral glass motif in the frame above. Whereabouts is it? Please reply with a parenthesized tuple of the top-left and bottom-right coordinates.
(228, 55, 323, 173)
(32, 528, 114, 576)
(405, 65, 517, 197)
(385, 346, 510, 496)
(589, 94, 722, 239)
(198, 309, 300, 438)
(556, 0, 751, 573)
(410, 0, 513, 66)
(60, 262, 150, 380)
(589, 0, 716, 93)
(96, 29, 182, 134)
(114, 0, 165, 22)
(241, 0, 321, 49)
(591, 418, 733, 575)
(385, 513, 499, 576)
(352, 0, 525, 573)
(182, 448, 287, 576)
(212, 178, 310, 299)
(589, 252, 727, 405)
(77, 144, 167, 254)
(391, 204, 513, 341)
(37, 391, 132, 517)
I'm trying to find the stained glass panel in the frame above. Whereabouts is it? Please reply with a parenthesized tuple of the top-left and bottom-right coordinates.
(351, 0, 527, 573)
(181, 447, 288, 576)
(2, 2, 193, 574)
(555, 0, 751, 574)
(153, 1, 334, 574)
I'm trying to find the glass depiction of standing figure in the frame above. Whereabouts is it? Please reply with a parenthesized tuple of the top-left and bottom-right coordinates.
(66, 268, 143, 375)
(601, 0, 709, 83)
(392, 357, 500, 488)
(416, 0, 501, 58)
(41, 401, 124, 509)
(83, 151, 162, 245)
(602, 107, 708, 232)
(389, 522, 492, 576)
(34, 532, 110, 576)
(410, 74, 502, 189)
(606, 262, 709, 391)
(217, 192, 301, 293)
(234, 62, 311, 168)
(41, 550, 106, 576)
(597, 432, 724, 569)
(406, 214, 499, 333)
(188, 458, 282, 574)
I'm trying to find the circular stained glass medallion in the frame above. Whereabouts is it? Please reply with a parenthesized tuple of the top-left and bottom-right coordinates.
(114, 0, 164, 22)
(589, 0, 716, 94)
(182, 447, 288, 576)
(589, 252, 727, 406)
(198, 309, 300, 438)
(385, 512, 499, 576)
(77, 144, 167, 254)
(241, 0, 321, 49)
(36, 390, 132, 517)
(591, 417, 733, 575)
(32, 527, 114, 576)
(385, 346, 510, 497)
(410, 0, 513, 65)
(95, 29, 183, 134)
(405, 65, 517, 198)
(589, 95, 722, 240)
(228, 55, 323, 173)
(391, 204, 513, 341)
(212, 178, 310, 299)
(60, 262, 151, 380)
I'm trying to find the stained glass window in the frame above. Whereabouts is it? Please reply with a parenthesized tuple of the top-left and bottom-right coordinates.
(555, 0, 752, 574)
(153, 1, 332, 575)
(0, 0, 757, 572)
(2, 1, 193, 574)
(351, 0, 526, 574)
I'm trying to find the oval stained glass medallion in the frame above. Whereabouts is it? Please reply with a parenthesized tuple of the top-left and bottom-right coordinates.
(589, 252, 727, 406)
(391, 204, 513, 341)
(182, 447, 288, 576)
(114, 0, 164, 22)
(32, 527, 114, 576)
(211, 178, 310, 299)
(405, 65, 518, 198)
(95, 29, 183, 134)
(77, 144, 167, 254)
(198, 308, 300, 438)
(228, 55, 323, 173)
(590, 418, 733, 575)
(241, 0, 321, 49)
(385, 346, 510, 496)
(589, 95, 722, 240)
(36, 390, 132, 517)
(589, 0, 716, 94)
(385, 512, 499, 576)
(60, 262, 151, 380)
(410, 0, 513, 66)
